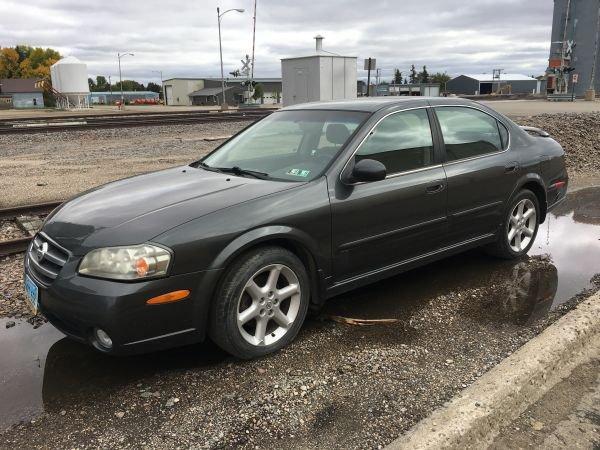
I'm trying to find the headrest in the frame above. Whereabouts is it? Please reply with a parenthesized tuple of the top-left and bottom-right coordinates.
(325, 123, 351, 145)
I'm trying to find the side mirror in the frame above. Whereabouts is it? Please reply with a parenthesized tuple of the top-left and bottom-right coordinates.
(347, 159, 386, 183)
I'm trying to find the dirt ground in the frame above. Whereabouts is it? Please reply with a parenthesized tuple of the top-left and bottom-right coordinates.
(0, 121, 250, 207)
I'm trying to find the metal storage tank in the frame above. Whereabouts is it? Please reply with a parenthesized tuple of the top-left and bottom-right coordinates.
(50, 56, 90, 108)
(281, 36, 357, 107)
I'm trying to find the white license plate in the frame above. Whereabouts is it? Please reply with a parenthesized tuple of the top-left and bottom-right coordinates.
(24, 274, 39, 315)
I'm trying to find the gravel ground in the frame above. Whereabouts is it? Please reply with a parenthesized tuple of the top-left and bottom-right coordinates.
(0, 220, 27, 241)
(518, 113, 600, 175)
(0, 251, 599, 448)
(0, 121, 249, 207)
(0, 113, 598, 207)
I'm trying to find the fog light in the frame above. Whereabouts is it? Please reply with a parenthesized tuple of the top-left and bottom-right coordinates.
(94, 328, 113, 349)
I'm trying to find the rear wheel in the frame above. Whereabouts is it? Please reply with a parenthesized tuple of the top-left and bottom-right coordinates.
(486, 189, 540, 259)
(208, 246, 309, 359)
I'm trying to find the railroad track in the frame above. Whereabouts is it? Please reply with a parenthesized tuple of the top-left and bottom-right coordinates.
(0, 109, 273, 135)
(0, 201, 62, 256)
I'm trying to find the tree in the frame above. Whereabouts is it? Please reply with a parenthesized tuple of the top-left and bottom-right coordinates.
(0, 48, 20, 78)
(113, 79, 145, 91)
(252, 83, 264, 101)
(146, 82, 162, 94)
(95, 75, 109, 91)
(394, 69, 402, 84)
(0, 45, 60, 80)
(431, 72, 451, 90)
(409, 65, 418, 84)
(88, 77, 96, 91)
(419, 65, 430, 83)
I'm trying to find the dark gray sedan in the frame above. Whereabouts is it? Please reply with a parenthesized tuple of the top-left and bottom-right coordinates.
(25, 97, 568, 358)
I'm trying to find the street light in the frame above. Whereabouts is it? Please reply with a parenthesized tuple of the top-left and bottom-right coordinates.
(217, 6, 244, 110)
(152, 70, 166, 105)
(117, 52, 134, 109)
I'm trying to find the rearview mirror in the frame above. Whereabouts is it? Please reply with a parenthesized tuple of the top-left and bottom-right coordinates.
(347, 159, 386, 183)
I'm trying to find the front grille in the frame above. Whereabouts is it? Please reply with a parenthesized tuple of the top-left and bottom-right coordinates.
(27, 233, 69, 285)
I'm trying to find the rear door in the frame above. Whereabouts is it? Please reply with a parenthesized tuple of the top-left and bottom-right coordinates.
(432, 105, 517, 244)
(329, 107, 448, 281)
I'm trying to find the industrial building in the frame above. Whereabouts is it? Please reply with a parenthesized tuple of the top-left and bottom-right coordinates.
(281, 36, 357, 107)
(161, 77, 282, 106)
(547, 0, 600, 97)
(446, 74, 539, 95)
(0, 78, 44, 109)
(379, 83, 440, 97)
(89, 91, 159, 105)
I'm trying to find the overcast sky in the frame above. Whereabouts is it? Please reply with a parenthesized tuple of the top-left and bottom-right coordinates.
(0, 0, 554, 83)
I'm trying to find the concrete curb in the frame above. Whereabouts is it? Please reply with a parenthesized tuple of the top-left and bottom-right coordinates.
(386, 291, 600, 450)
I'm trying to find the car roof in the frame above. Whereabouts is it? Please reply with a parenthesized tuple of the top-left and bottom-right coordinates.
(282, 96, 476, 113)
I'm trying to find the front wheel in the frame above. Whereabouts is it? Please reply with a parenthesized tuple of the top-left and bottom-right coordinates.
(208, 246, 310, 359)
(486, 189, 540, 259)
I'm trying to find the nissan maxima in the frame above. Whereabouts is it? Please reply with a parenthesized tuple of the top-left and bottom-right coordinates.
(24, 97, 568, 358)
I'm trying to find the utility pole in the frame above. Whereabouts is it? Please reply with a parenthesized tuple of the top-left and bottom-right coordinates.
(152, 70, 166, 105)
(251, 0, 257, 81)
(217, 6, 245, 110)
(117, 52, 134, 109)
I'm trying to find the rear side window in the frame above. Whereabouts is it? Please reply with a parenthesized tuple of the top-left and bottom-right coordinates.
(435, 107, 503, 161)
(355, 108, 434, 174)
(498, 121, 509, 150)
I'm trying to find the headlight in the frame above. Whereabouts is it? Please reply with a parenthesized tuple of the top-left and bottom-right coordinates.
(78, 244, 172, 280)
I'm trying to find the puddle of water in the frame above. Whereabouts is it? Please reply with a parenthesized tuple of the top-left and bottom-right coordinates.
(0, 187, 598, 431)
(0, 318, 63, 430)
(0, 317, 228, 431)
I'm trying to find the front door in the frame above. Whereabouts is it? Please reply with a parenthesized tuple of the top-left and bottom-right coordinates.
(330, 107, 448, 282)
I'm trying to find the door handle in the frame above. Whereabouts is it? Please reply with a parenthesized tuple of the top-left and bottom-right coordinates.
(426, 181, 445, 194)
(504, 162, 519, 173)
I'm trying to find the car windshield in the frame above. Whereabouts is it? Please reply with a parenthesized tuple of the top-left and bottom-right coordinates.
(200, 110, 369, 181)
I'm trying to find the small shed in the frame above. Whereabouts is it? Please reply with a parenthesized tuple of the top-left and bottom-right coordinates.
(447, 74, 539, 95)
(0, 78, 44, 108)
(281, 35, 357, 107)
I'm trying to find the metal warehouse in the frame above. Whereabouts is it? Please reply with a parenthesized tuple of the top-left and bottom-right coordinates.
(162, 77, 282, 106)
(446, 74, 539, 95)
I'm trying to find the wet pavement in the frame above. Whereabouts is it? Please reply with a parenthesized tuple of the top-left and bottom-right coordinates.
(0, 187, 599, 448)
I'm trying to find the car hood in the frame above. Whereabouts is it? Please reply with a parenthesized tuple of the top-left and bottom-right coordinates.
(43, 166, 298, 254)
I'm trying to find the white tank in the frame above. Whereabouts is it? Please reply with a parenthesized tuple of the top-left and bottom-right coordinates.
(50, 56, 90, 94)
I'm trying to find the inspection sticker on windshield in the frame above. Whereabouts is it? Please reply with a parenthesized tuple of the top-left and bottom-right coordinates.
(287, 169, 311, 177)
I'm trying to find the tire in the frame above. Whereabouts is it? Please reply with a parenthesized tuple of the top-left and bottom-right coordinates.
(208, 246, 310, 359)
(486, 189, 540, 259)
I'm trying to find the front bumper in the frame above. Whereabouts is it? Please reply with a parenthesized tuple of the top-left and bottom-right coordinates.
(25, 254, 222, 355)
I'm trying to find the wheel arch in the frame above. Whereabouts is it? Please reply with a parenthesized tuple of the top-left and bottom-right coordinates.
(511, 174, 548, 224)
(209, 226, 327, 311)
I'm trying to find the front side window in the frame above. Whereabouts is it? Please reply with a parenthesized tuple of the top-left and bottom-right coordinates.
(435, 107, 503, 161)
(355, 108, 434, 174)
(201, 110, 368, 181)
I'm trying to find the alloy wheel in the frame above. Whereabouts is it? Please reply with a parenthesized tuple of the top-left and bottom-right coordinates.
(507, 198, 537, 253)
(236, 264, 302, 346)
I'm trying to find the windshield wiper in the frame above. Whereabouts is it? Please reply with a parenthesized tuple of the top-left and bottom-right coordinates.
(212, 166, 270, 179)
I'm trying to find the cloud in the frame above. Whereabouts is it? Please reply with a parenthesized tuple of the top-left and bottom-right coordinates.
(0, 0, 553, 83)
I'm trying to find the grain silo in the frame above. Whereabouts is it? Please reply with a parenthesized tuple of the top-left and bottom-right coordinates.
(50, 56, 90, 109)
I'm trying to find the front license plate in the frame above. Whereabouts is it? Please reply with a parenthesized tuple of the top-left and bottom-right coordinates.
(24, 274, 39, 315)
